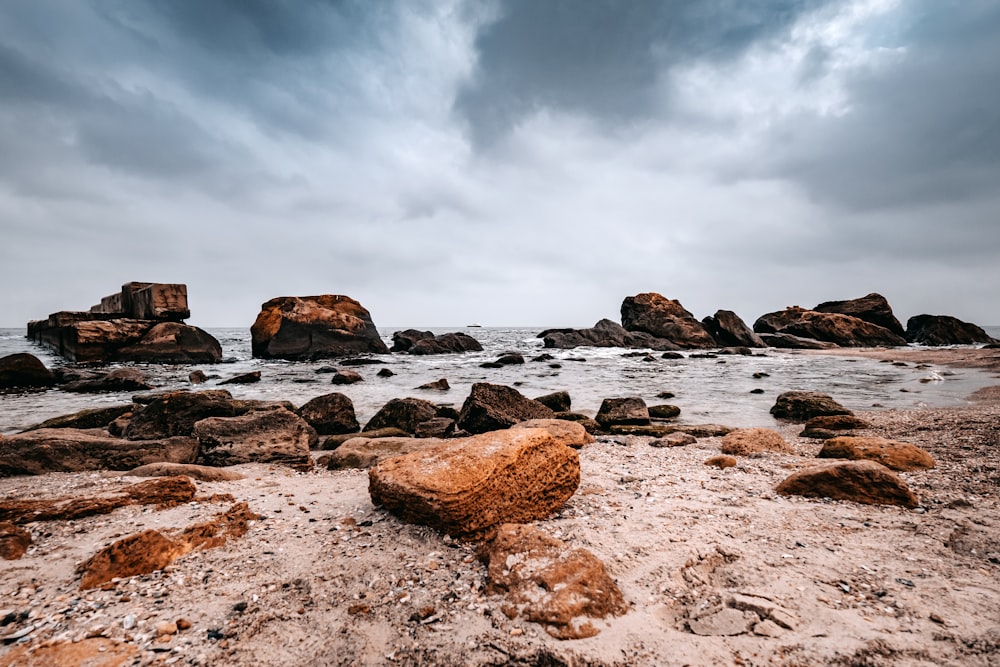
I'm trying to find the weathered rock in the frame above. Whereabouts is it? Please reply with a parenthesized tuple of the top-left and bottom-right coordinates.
(611, 423, 732, 438)
(194, 408, 315, 470)
(296, 392, 359, 436)
(620, 293, 717, 348)
(390, 329, 434, 352)
(322, 427, 409, 450)
(116, 322, 223, 363)
(770, 391, 852, 422)
(218, 371, 261, 385)
(0, 353, 56, 390)
(330, 370, 363, 385)
(754, 305, 906, 347)
(250, 295, 389, 360)
(905, 314, 998, 346)
(125, 462, 246, 482)
(721, 428, 792, 456)
(125, 390, 236, 440)
(0, 477, 196, 524)
(702, 310, 766, 348)
(364, 398, 439, 434)
(649, 433, 697, 448)
(326, 436, 431, 470)
(417, 378, 450, 391)
(399, 331, 484, 355)
(648, 404, 681, 420)
(23, 404, 134, 431)
(189, 370, 208, 384)
(457, 383, 555, 434)
(0, 521, 31, 559)
(775, 460, 919, 507)
(803, 414, 871, 431)
(596, 397, 650, 428)
(758, 333, 842, 349)
(535, 391, 571, 412)
(482, 524, 627, 639)
(415, 417, 456, 439)
(61, 368, 152, 393)
(553, 412, 601, 434)
(369, 428, 580, 538)
(542, 319, 681, 351)
(728, 593, 798, 630)
(818, 436, 936, 471)
(0, 429, 198, 476)
(495, 353, 525, 365)
(814, 293, 905, 337)
(705, 455, 737, 468)
(511, 419, 594, 448)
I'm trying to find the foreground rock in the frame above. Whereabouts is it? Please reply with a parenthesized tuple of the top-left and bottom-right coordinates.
(818, 436, 936, 471)
(456, 383, 554, 434)
(770, 391, 852, 422)
(775, 460, 919, 508)
(620, 293, 717, 348)
(250, 295, 389, 360)
(296, 392, 360, 435)
(701, 310, 765, 348)
(0, 521, 31, 559)
(193, 408, 315, 470)
(369, 428, 580, 538)
(541, 319, 681, 351)
(720, 428, 792, 456)
(905, 314, 998, 346)
(391, 330, 483, 354)
(482, 524, 627, 639)
(0, 353, 56, 390)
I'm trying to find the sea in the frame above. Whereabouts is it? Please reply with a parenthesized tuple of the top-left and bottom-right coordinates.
(2, 326, 999, 436)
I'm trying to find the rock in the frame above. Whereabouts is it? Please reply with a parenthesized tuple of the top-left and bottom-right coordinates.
(728, 593, 797, 630)
(296, 393, 359, 436)
(369, 428, 580, 538)
(330, 370, 363, 385)
(364, 398, 439, 434)
(535, 391, 571, 412)
(390, 329, 434, 352)
(0, 638, 139, 666)
(620, 293, 717, 348)
(125, 390, 236, 440)
(0, 353, 56, 390)
(532, 353, 555, 362)
(495, 353, 525, 365)
(415, 418, 456, 439)
(250, 295, 389, 360)
(802, 414, 871, 431)
(482, 524, 627, 640)
(705, 455, 737, 468)
(814, 293, 906, 337)
(542, 319, 680, 351)
(511, 419, 594, 448)
(326, 436, 431, 470)
(753, 305, 906, 347)
(0, 522, 31, 560)
(322, 427, 409, 450)
(116, 322, 223, 363)
(155, 620, 178, 637)
(396, 331, 484, 355)
(62, 368, 152, 393)
(905, 314, 998, 345)
(479, 362, 503, 369)
(775, 460, 919, 507)
(770, 391, 852, 422)
(553, 412, 601, 434)
(339, 357, 384, 366)
(0, 477, 196, 524)
(125, 462, 246, 482)
(595, 397, 650, 428)
(456, 383, 555, 434)
(688, 607, 756, 636)
(798, 428, 841, 440)
(189, 370, 208, 384)
(611, 423, 732, 438)
(22, 404, 134, 431)
(417, 379, 450, 391)
(648, 404, 681, 420)
(231, 399, 296, 414)
(218, 371, 261, 385)
(0, 429, 198, 476)
(650, 433, 697, 448)
(702, 310, 766, 348)
(721, 428, 792, 456)
(661, 351, 684, 359)
(818, 436, 936, 471)
(758, 333, 842, 349)
(194, 408, 316, 470)
(376, 368, 394, 378)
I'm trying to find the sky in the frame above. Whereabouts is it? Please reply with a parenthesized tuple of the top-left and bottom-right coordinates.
(1, 0, 998, 329)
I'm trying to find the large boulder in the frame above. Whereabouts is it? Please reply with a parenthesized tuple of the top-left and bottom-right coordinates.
(390, 329, 434, 352)
(541, 319, 681, 351)
(194, 408, 316, 470)
(620, 293, 717, 348)
(814, 293, 905, 337)
(368, 428, 580, 538)
(754, 305, 906, 347)
(457, 383, 555, 434)
(364, 397, 439, 434)
(0, 429, 198, 476)
(116, 322, 223, 363)
(701, 311, 765, 348)
(775, 460, 919, 508)
(296, 393, 360, 436)
(250, 295, 389, 360)
(393, 330, 483, 354)
(818, 436, 936, 471)
(770, 391, 852, 422)
(326, 436, 432, 470)
(905, 315, 998, 346)
(124, 390, 236, 440)
(0, 353, 56, 390)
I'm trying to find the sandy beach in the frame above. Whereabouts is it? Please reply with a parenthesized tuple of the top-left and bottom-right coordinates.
(1, 347, 998, 667)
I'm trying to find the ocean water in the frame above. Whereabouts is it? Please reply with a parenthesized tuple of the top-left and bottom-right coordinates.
(1, 326, 998, 435)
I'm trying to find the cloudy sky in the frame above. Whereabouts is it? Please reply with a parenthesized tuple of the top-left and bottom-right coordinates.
(1, 0, 997, 329)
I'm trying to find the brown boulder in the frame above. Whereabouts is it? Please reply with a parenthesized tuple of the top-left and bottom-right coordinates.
(417, 378, 450, 391)
(511, 419, 594, 448)
(326, 436, 431, 470)
(0, 521, 31, 559)
(0, 638, 139, 667)
(331, 370, 364, 385)
(814, 293, 905, 337)
(124, 390, 236, 440)
(721, 428, 792, 456)
(620, 293, 716, 348)
(218, 371, 261, 385)
(369, 428, 580, 538)
(0, 353, 56, 389)
(457, 383, 555, 434)
(553, 412, 601, 434)
(61, 368, 152, 393)
(775, 460, 919, 507)
(906, 314, 998, 345)
(596, 397, 650, 428)
(803, 414, 871, 431)
(770, 391, 852, 422)
(296, 392, 359, 436)
(482, 523, 627, 639)
(250, 295, 389, 360)
(705, 455, 737, 469)
(818, 436, 936, 471)
(194, 408, 315, 469)
(365, 397, 439, 434)
(702, 310, 765, 348)
(754, 305, 906, 347)
(23, 404, 134, 431)
(116, 321, 223, 363)
(648, 404, 681, 420)
(535, 391, 571, 412)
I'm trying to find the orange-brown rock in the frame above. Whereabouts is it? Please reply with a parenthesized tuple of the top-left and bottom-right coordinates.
(775, 460, 919, 508)
(620, 293, 717, 348)
(818, 436, 936, 471)
(802, 414, 871, 431)
(0, 638, 139, 667)
(0, 521, 31, 559)
(482, 523, 627, 639)
(0, 477, 196, 524)
(369, 428, 580, 538)
(705, 455, 737, 469)
(251, 295, 389, 360)
(511, 419, 594, 448)
(326, 436, 433, 470)
(720, 428, 792, 456)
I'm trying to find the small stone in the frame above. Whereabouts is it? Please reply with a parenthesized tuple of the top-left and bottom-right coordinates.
(753, 619, 783, 637)
(688, 608, 756, 636)
(649, 433, 696, 448)
(175, 618, 192, 631)
(156, 620, 178, 636)
(704, 455, 737, 469)
(122, 615, 136, 630)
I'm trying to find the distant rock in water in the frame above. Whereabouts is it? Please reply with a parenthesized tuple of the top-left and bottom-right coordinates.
(754, 297, 907, 348)
(814, 293, 906, 337)
(251, 295, 389, 360)
(391, 330, 483, 354)
(0, 353, 56, 390)
(620, 293, 717, 349)
(905, 314, 998, 346)
(701, 310, 765, 348)
(542, 319, 681, 351)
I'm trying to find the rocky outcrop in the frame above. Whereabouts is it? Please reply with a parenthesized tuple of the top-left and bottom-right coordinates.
(456, 383, 555, 434)
(250, 295, 389, 360)
(364, 398, 439, 434)
(775, 460, 919, 508)
(814, 293, 905, 337)
(368, 428, 580, 538)
(720, 428, 792, 456)
(482, 524, 627, 639)
(296, 392, 360, 436)
(621, 293, 717, 348)
(541, 319, 681, 351)
(193, 408, 316, 470)
(702, 311, 765, 348)
(818, 436, 936, 471)
(0, 353, 56, 390)
(754, 299, 907, 348)
(511, 419, 594, 448)
(905, 315, 998, 346)
(125, 390, 236, 440)
(392, 330, 483, 354)
(770, 391, 852, 422)
(596, 397, 650, 429)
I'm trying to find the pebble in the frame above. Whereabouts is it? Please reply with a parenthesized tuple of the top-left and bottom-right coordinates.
(156, 620, 178, 636)
(123, 614, 137, 630)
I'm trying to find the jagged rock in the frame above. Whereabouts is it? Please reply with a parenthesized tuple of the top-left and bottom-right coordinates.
(620, 293, 717, 348)
(814, 293, 905, 337)
(482, 524, 627, 640)
(649, 404, 681, 420)
(650, 433, 697, 447)
(553, 412, 601, 434)
(417, 378, 450, 391)
(775, 460, 919, 507)
(906, 314, 998, 346)
(0, 521, 31, 559)
(770, 391, 852, 422)
(535, 391, 571, 412)
(369, 428, 580, 538)
(0, 429, 198, 476)
(0, 353, 56, 389)
(596, 397, 650, 428)
(322, 427, 409, 450)
(818, 436, 936, 471)
(296, 393, 359, 436)
(125, 390, 236, 440)
(194, 408, 316, 470)
(542, 319, 681, 351)
(702, 310, 766, 348)
(415, 417, 456, 438)
(326, 436, 430, 470)
(218, 371, 261, 385)
(758, 333, 842, 349)
(457, 383, 554, 434)
(0, 477, 196, 524)
(511, 419, 594, 448)
(116, 322, 223, 363)
(330, 370, 363, 385)
(125, 462, 246, 482)
(250, 295, 389, 360)
(365, 398, 439, 434)
(721, 428, 792, 456)
(62, 368, 152, 393)
(705, 455, 737, 468)
(392, 330, 484, 354)
(23, 404, 134, 431)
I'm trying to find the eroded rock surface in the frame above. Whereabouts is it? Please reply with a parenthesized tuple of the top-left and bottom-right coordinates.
(251, 295, 389, 360)
(818, 436, 936, 471)
(194, 408, 315, 470)
(776, 460, 919, 508)
(456, 383, 554, 434)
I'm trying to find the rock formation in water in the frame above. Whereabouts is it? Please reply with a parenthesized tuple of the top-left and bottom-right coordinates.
(251, 295, 389, 360)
